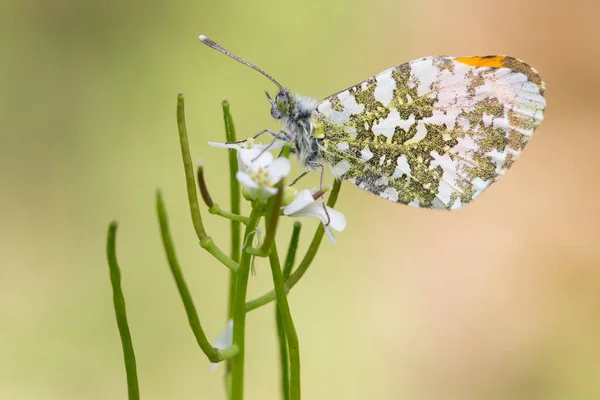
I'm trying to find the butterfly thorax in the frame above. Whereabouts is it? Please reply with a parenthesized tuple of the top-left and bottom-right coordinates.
(268, 89, 324, 168)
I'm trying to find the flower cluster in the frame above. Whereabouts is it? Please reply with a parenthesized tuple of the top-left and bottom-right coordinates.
(209, 139, 346, 243)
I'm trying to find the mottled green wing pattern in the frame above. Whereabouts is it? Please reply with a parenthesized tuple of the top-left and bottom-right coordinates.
(312, 55, 546, 210)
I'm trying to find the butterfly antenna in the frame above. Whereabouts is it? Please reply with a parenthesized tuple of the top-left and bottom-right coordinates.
(199, 35, 285, 91)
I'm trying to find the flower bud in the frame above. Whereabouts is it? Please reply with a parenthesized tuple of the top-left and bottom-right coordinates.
(281, 186, 299, 207)
(242, 186, 253, 201)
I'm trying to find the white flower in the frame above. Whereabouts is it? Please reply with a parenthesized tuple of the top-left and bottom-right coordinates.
(209, 138, 285, 172)
(236, 150, 291, 202)
(283, 189, 346, 244)
(210, 319, 233, 371)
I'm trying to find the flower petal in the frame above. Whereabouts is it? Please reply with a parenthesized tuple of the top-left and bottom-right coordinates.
(214, 319, 233, 349)
(324, 206, 346, 232)
(324, 226, 337, 244)
(257, 186, 278, 202)
(208, 141, 242, 150)
(253, 151, 274, 170)
(239, 149, 273, 171)
(266, 157, 291, 184)
(288, 201, 329, 223)
(210, 319, 233, 371)
(283, 189, 315, 216)
(238, 148, 261, 169)
(236, 171, 259, 190)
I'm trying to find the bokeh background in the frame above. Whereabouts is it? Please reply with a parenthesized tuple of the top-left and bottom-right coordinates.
(2, 0, 600, 399)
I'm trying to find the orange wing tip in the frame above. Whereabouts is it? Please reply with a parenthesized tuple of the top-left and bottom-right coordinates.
(455, 55, 508, 68)
(455, 56, 545, 92)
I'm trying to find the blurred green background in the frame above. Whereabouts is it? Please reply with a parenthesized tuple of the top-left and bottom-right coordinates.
(2, 0, 600, 399)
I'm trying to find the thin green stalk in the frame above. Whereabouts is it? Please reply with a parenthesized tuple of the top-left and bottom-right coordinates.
(209, 204, 249, 224)
(276, 222, 301, 400)
(283, 222, 302, 279)
(275, 309, 290, 400)
(177, 93, 207, 240)
(245, 186, 283, 257)
(106, 222, 140, 400)
(197, 163, 215, 208)
(222, 101, 242, 319)
(270, 244, 300, 400)
(223, 101, 241, 399)
(201, 237, 239, 273)
(230, 207, 263, 400)
(245, 284, 287, 313)
(245, 180, 342, 312)
(156, 190, 239, 363)
(177, 94, 239, 272)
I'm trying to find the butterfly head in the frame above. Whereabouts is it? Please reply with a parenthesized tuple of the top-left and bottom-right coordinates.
(266, 90, 292, 120)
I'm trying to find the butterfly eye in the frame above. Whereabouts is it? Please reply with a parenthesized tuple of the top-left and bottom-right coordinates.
(275, 91, 291, 116)
(270, 106, 283, 119)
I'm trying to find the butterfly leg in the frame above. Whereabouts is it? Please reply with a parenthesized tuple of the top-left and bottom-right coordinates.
(289, 171, 309, 187)
(251, 130, 291, 162)
(227, 128, 287, 145)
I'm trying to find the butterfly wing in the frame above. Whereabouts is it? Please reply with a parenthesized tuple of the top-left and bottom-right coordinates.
(313, 56, 546, 210)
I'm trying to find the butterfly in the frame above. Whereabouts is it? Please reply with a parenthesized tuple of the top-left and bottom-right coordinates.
(199, 36, 546, 210)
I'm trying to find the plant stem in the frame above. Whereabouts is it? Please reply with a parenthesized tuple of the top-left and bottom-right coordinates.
(276, 222, 301, 400)
(230, 207, 263, 400)
(269, 244, 300, 400)
(244, 180, 342, 312)
(200, 237, 240, 273)
(275, 309, 290, 400)
(106, 222, 140, 400)
(209, 204, 249, 224)
(245, 182, 284, 257)
(223, 100, 241, 399)
(245, 285, 287, 313)
(156, 190, 239, 363)
(177, 94, 238, 271)
(283, 222, 302, 279)
(177, 93, 207, 240)
(197, 163, 215, 208)
(222, 101, 242, 318)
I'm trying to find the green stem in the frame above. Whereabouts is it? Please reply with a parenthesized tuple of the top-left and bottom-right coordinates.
(156, 190, 239, 363)
(197, 163, 214, 208)
(177, 93, 207, 240)
(106, 222, 140, 400)
(245, 180, 342, 312)
(209, 204, 249, 224)
(200, 237, 239, 273)
(283, 222, 302, 279)
(245, 285, 287, 313)
(230, 207, 263, 400)
(270, 244, 300, 400)
(223, 101, 241, 321)
(276, 222, 301, 400)
(223, 100, 241, 399)
(275, 309, 290, 400)
(245, 182, 284, 257)
(177, 94, 238, 271)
